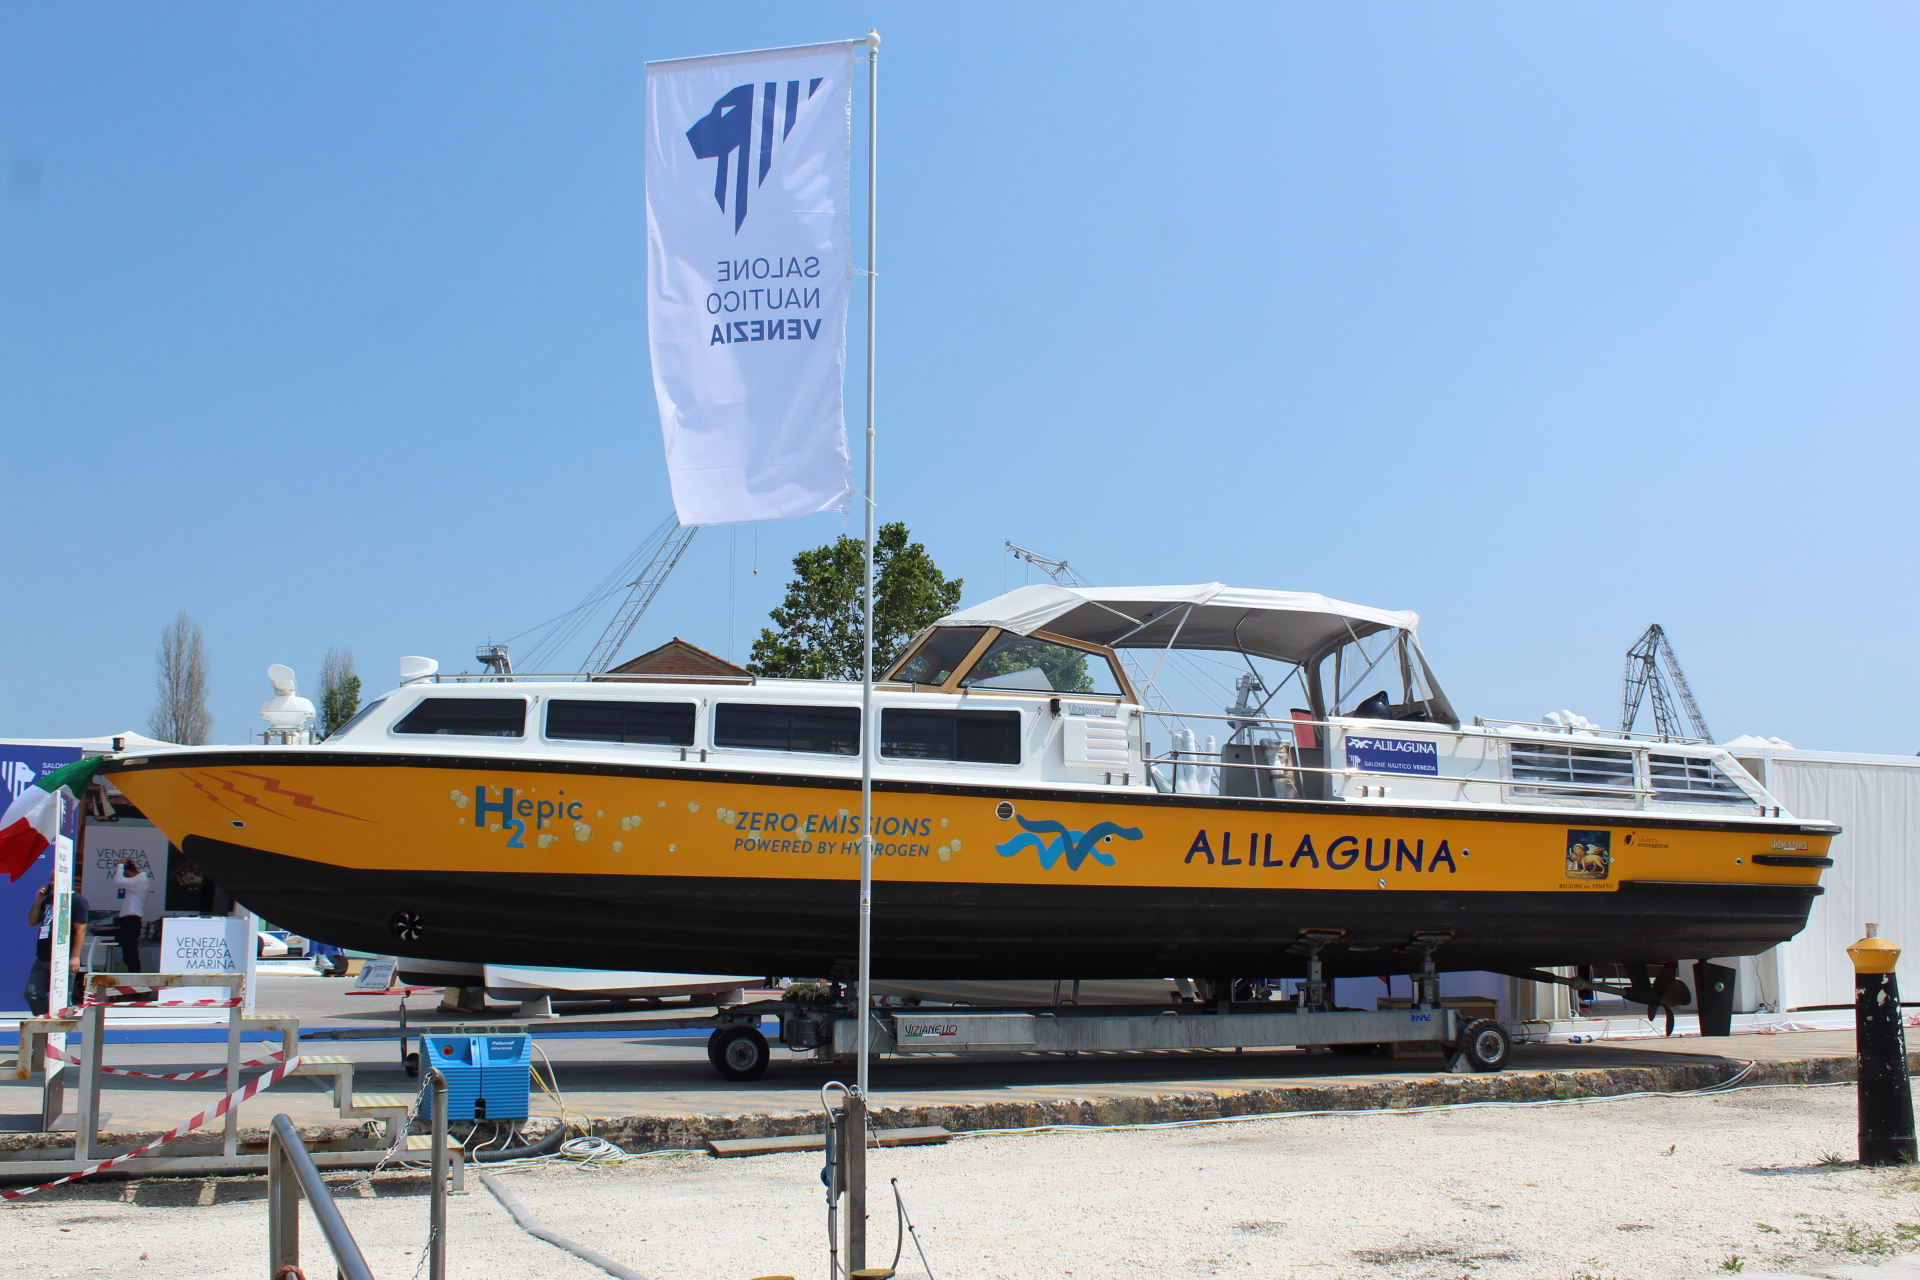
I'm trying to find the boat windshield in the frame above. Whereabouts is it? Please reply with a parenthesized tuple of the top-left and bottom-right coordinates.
(958, 634, 1126, 696)
(893, 627, 986, 686)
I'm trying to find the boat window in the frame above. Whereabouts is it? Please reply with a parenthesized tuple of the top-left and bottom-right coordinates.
(881, 709, 1021, 764)
(392, 698, 526, 738)
(714, 704, 859, 755)
(1649, 755, 1751, 805)
(892, 628, 986, 686)
(1507, 741, 1636, 795)
(547, 700, 694, 746)
(959, 635, 1124, 695)
(323, 698, 387, 742)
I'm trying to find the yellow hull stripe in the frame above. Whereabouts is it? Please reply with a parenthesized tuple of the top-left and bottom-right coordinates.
(108, 761, 1830, 896)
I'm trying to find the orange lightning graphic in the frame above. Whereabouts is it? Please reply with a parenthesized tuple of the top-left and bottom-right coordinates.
(188, 772, 288, 819)
(183, 772, 246, 819)
(230, 771, 373, 823)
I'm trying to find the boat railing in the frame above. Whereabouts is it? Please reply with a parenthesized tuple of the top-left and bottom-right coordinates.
(410, 671, 758, 685)
(1470, 715, 1706, 746)
(1140, 745, 1659, 801)
(1138, 709, 1762, 810)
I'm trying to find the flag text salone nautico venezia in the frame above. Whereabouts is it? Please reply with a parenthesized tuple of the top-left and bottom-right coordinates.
(646, 41, 855, 527)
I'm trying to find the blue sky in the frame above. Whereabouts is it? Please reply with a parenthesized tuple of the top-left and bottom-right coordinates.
(3, 3, 1916, 752)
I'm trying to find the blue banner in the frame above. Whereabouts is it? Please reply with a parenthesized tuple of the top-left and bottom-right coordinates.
(1, 742, 83, 1010)
(1343, 734, 1438, 777)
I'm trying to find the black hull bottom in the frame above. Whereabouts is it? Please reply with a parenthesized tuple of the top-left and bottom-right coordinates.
(187, 836, 1819, 980)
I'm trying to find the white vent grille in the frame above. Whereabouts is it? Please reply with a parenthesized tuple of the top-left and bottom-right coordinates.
(1649, 754, 1751, 805)
(1508, 742, 1637, 797)
(1063, 718, 1131, 767)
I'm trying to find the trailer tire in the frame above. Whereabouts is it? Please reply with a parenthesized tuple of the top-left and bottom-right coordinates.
(708, 1026, 771, 1080)
(1457, 1018, 1510, 1072)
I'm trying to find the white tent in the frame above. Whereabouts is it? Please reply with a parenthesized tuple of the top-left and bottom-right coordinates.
(1, 731, 176, 755)
(1727, 744, 1920, 1012)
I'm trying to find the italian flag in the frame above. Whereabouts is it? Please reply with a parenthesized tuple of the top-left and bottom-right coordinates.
(0, 756, 108, 882)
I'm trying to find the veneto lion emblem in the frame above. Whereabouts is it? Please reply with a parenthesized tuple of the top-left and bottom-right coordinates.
(1565, 829, 1613, 880)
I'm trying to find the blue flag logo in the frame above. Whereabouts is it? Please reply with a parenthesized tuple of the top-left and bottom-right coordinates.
(686, 77, 824, 233)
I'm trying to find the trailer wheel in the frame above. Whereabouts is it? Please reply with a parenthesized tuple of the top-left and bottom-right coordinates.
(708, 1026, 771, 1080)
(1457, 1018, 1510, 1072)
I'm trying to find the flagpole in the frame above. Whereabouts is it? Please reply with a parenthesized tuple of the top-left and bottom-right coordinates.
(851, 27, 879, 1274)
(45, 792, 72, 1131)
(856, 25, 879, 1106)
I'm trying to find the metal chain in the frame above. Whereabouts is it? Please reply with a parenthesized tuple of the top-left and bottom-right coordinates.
(335, 1080, 428, 1194)
(409, 1224, 437, 1280)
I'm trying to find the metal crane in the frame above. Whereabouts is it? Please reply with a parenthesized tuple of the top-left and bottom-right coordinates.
(1620, 624, 1714, 743)
(581, 520, 701, 675)
(1005, 541, 1084, 587)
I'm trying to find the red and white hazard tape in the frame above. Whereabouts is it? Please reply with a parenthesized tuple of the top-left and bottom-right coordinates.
(42, 1045, 289, 1082)
(0, 1054, 304, 1201)
(54, 998, 245, 1018)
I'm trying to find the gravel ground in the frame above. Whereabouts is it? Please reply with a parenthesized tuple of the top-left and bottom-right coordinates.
(9, 1081, 1920, 1280)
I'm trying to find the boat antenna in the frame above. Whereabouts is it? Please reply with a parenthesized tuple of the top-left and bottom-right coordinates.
(1620, 624, 1713, 742)
(1001, 540, 1203, 717)
(1005, 540, 1084, 586)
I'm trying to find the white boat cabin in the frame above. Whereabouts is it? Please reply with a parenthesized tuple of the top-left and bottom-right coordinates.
(322, 583, 1788, 819)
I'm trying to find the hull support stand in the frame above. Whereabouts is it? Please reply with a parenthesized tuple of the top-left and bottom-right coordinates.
(1289, 930, 1344, 1012)
(1401, 932, 1454, 1011)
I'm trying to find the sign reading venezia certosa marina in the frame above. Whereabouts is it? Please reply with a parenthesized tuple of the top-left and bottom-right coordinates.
(646, 41, 855, 527)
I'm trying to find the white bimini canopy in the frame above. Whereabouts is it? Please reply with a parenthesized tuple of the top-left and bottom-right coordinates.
(935, 584, 1420, 667)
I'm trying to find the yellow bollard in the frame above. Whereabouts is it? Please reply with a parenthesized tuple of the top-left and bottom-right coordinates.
(1849, 923, 1916, 1165)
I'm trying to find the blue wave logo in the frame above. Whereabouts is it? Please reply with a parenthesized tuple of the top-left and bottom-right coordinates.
(995, 814, 1143, 871)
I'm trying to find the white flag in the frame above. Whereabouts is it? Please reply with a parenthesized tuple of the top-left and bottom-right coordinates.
(647, 41, 854, 527)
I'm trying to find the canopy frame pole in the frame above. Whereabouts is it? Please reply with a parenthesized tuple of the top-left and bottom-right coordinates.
(1135, 602, 1196, 710)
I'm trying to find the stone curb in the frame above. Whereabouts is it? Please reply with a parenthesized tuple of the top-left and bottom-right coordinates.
(1, 1051, 1890, 1157)
(579, 1052, 1881, 1155)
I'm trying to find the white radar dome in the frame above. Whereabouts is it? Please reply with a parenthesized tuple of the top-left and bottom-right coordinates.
(399, 655, 439, 683)
(258, 664, 316, 732)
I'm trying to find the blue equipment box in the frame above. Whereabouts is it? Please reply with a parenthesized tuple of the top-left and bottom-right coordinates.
(423, 1033, 532, 1121)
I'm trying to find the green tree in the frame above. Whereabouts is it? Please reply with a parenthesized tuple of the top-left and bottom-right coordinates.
(318, 646, 362, 737)
(749, 523, 963, 681)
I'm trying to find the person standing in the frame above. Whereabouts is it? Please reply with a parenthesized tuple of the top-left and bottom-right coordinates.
(24, 876, 89, 1017)
(109, 857, 152, 974)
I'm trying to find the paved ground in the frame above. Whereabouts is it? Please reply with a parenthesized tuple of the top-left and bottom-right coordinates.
(0, 974, 1862, 1135)
(7, 1075, 1920, 1279)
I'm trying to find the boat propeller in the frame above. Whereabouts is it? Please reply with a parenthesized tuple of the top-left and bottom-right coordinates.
(1622, 962, 1691, 1036)
(1500, 963, 1695, 1036)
